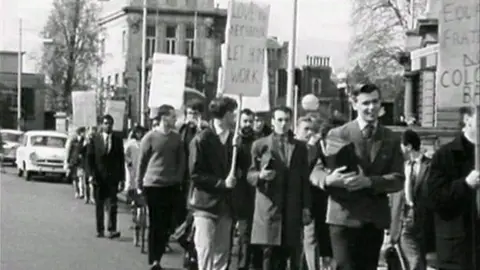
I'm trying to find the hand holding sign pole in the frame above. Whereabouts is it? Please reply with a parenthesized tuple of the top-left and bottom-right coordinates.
(222, 0, 270, 181)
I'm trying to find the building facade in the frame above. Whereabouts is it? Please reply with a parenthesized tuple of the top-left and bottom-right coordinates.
(0, 51, 46, 130)
(98, 0, 226, 124)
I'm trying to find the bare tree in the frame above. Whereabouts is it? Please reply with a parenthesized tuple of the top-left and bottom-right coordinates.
(348, 0, 427, 79)
(40, 0, 103, 112)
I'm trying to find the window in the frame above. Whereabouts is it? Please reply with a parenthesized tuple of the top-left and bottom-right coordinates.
(146, 25, 156, 60)
(30, 136, 67, 148)
(185, 25, 195, 57)
(166, 0, 177, 6)
(107, 75, 111, 86)
(0, 131, 22, 143)
(121, 30, 127, 54)
(21, 88, 35, 118)
(166, 25, 177, 54)
(114, 74, 119, 86)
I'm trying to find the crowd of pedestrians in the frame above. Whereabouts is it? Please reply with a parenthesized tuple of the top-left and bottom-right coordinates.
(63, 83, 480, 270)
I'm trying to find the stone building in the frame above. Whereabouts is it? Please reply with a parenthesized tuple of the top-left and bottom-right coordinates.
(0, 51, 46, 130)
(98, 0, 226, 124)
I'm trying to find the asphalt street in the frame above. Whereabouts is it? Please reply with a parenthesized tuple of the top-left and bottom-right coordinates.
(0, 167, 184, 270)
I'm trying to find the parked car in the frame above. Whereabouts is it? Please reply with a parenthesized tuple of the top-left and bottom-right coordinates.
(15, 130, 68, 181)
(0, 129, 24, 164)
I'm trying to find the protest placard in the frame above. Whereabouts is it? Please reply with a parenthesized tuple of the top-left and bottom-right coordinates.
(105, 100, 126, 131)
(149, 53, 188, 109)
(221, 0, 270, 97)
(437, 0, 480, 108)
(71, 91, 97, 128)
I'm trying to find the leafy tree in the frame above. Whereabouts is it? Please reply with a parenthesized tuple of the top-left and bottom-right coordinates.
(348, 0, 427, 79)
(40, 0, 103, 112)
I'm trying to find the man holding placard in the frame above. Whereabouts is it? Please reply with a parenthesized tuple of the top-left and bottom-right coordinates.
(187, 97, 239, 270)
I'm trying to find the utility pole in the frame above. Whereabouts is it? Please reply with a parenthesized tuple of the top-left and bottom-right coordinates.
(17, 18, 22, 131)
(140, 0, 147, 125)
(286, 0, 298, 109)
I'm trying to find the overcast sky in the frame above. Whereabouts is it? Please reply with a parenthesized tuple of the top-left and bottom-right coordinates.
(0, 0, 352, 73)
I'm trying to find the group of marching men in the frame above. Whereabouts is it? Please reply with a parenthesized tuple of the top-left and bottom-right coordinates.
(64, 83, 480, 270)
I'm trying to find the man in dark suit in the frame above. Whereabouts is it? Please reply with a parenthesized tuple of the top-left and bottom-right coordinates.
(390, 129, 433, 270)
(310, 84, 404, 270)
(247, 106, 312, 270)
(65, 127, 87, 200)
(426, 106, 480, 270)
(86, 114, 125, 238)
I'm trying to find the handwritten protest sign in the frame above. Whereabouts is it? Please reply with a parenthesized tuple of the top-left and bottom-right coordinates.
(71, 91, 97, 128)
(218, 49, 271, 111)
(221, 0, 270, 97)
(105, 100, 126, 131)
(437, 0, 480, 108)
(149, 53, 187, 109)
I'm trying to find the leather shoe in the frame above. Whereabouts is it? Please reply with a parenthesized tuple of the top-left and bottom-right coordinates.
(108, 231, 121, 239)
(96, 232, 104, 238)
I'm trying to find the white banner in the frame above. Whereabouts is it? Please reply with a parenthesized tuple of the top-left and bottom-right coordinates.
(221, 0, 270, 97)
(218, 49, 270, 111)
(436, 0, 480, 108)
(149, 53, 188, 109)
(105, 100, 126, 131)
(71, 91, 97, 128)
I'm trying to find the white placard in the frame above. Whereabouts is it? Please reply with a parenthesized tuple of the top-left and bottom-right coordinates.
(221, 0, 270, 97)
(105, 100, 126, 131)
(71, 91, 97, 128)
(436, 0, 480, 108)
(149, 53, 188, 109)
(218, 49, 270, 112)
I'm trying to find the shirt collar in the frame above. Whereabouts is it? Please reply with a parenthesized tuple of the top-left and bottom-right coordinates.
(356, 117, 377, 131)
(213, 121, 228, 136)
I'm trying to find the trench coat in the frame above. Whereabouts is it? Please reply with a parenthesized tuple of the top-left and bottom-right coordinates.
(247, 134, 311, 247)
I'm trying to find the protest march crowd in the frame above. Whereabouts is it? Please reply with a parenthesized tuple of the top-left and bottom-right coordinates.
(64, 83, 480, 270)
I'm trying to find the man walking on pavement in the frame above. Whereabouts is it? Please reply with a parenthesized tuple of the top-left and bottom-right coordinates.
(65, 127, 87, 200)
(310, 83, 404, 270)
(86, 114, 125, 239)
(248, 106, 312, 270)
(188, 96, 239, 270)
(136, 105, 185, 270)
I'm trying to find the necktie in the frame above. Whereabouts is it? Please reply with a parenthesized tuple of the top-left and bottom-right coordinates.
(105, 134, 111, 153)
(362, 124, 374, 139)
(279, 136, 287, 160)
(405, 161, 416, 206)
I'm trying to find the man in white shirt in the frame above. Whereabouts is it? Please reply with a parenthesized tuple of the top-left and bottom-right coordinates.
(390, 129, 432, 270)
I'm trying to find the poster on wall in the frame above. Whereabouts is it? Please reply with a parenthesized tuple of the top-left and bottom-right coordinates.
(105, 100, 126, 131)
(71, 91, 97, 128)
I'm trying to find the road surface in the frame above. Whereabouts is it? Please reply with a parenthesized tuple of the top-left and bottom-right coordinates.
(0, 167, 184, 270)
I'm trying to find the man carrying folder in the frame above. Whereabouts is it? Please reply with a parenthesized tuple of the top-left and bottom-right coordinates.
(310, 83, 404, 270)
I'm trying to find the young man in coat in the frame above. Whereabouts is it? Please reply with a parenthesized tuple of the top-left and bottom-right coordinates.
(247, 106, 312, 270)
(390, 129, 433, 270)
(426, 106, 480, 270)
(310, 83, 405, 270)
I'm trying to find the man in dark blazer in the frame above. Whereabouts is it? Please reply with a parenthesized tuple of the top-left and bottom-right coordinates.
(247, 106, 312, 270)
(86, 114, 125, 239)
(390, 129, 434, 270)
(310, 84, 404, 270)
(426, 106, 480, 270)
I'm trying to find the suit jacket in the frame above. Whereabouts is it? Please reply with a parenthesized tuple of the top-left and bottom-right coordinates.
(247, 133, 311, 247)
(187, 126, 235, 216)
(86, 132, 125, 186)
(426, 134, 479, 270)
(390, 156, 435, 252)
(310, 120, 404, 229)
(65, 135, 86, 168)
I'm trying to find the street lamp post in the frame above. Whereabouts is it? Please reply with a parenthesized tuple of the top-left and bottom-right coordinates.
(286, 0, 298, 109)
(17, 19, 23, 131)
(140, 0, 147, 126)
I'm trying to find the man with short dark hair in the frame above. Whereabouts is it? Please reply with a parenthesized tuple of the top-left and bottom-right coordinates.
(426, 106, 480, 270)
(390, 129, 432, 270)
(310, 84, 404, 270)
(137, 104, 185, 270)
(188, 96, 239, 270)
(253, 113, 272, 138)
(248, 106, 312, 270)
(65, 127, 87, 200)
(86, 114, 125, 239)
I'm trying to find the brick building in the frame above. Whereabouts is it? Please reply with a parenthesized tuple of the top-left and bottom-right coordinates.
(0, 51, 46, 130)
(98, 0, 226, 124)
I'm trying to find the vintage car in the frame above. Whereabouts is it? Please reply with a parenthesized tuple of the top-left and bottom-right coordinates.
(15, 130, 68, 181)
(0, 129, 24, 164)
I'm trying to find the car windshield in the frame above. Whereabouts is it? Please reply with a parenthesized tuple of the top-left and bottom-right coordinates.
(1, 132, 22, 142)
(30, 136, 67, 148)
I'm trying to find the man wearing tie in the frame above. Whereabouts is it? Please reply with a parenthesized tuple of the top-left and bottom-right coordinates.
(86, 114, 125, 238)
(390, 129, 433, 270)
(310, 84, 404, 270)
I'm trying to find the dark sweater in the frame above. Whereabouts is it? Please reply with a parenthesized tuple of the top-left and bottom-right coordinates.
(136, 130, 185, 189)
